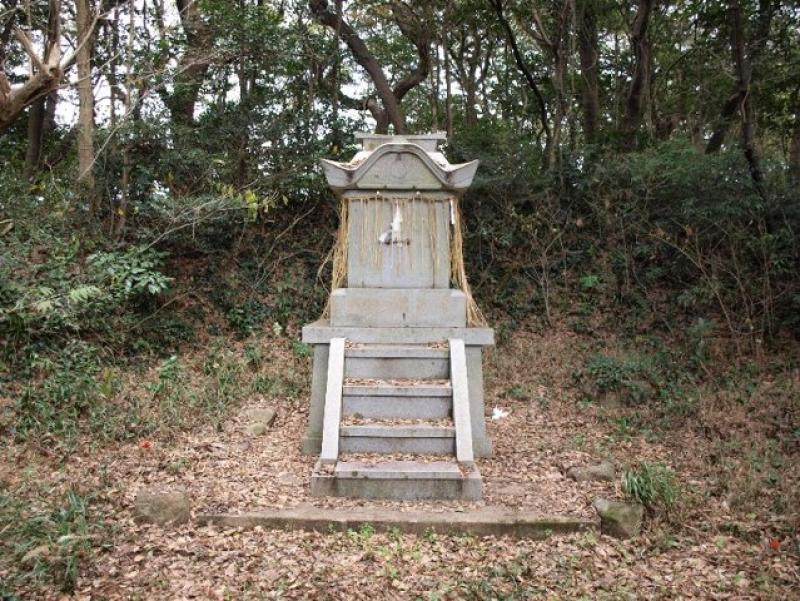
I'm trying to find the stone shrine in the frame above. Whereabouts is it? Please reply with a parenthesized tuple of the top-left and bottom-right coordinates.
(302, 132, 494, 500)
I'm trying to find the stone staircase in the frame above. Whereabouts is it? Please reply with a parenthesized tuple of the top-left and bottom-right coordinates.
(310, 340, 482, 501)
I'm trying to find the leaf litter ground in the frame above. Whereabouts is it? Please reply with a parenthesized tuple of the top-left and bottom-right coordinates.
(3, 327, 798, 599)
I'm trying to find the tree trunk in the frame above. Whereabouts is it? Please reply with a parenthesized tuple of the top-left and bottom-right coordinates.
(489, 0, 551, 149)
(577, 0, 600, 144)
(310, 0, 409, 133)
(0, 0, 67, 132)
(431, 34, 440, 130)
(464, 80, 478, 127)
(706, 0, 774, 155)
(443, 27, 453, 137)
(729, 0, 762, 184)
(162, 0, 215, 126)
(705, 91, 740, 153)
(76, 0, 96, 205)
(621, 0, 654, 151)
(24, 97, 46, 178)
(789, 89, 800, 184)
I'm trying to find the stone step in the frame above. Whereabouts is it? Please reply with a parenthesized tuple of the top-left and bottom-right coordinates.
(310, 459, 482, 501)
(338, 424, 455, 454)
(344, 345, 449, 380)
(342, 381, 452, 419)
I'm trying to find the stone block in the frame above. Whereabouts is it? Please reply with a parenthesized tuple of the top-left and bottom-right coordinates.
(344, 343, 450, 379)
(567, 461, 616, 483)
(134, 488, 191, 525)
(339, 424, 455, 454)
(310, 460, 482, 501)
(246, 407, 276, 426)
(301, 320, 494, 345)
(593, 498, 644, 539)
(330, 288, 467, 328)
(342, 382, 452, 419)
(346, 195, 450, 289)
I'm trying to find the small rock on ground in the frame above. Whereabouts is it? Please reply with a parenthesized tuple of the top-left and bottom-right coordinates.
(593, 497, 644, 539)
(246, 407, 277, 426)
(567, 460, 615, 482)
(247, 422, 268, 436)
(135, 488, 191, 525)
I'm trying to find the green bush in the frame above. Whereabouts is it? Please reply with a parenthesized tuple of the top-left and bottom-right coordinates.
(584, 353, 658, 403)
(0, 490, 102, 594)
(622, 462, 680, 511)
(14, 342, 101, 441)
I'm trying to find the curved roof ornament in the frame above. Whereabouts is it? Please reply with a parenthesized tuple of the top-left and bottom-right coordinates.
(320, 132, 479, 194)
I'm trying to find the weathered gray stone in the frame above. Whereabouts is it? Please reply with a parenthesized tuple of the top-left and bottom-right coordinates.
(301, 343, 329, 454)
(346, 194, 451, 289)
(247, 423, 268, 436)
(302, 320, 495, 345)
(450, 338, 474, 462)
(466, 345, 492, 457)
(344, 382, 451, 396)
(339, 424, 455, 454)
(320, 337, 345, 463)
(331, 288, 467, 327)
(135, 488, 191, 525)
(345, 352, 449, 379)
(335, 460, 461, 479)
(345, 345, 451, 380)
(321, 137, 478, 192)
(567, 461, 616, 483)
(199, 505, 595, 538)
(593, 497, 644, 539)
(342, 382, 452, 419)
(246, 407, 276, 427)
(311, 459, 481, 501)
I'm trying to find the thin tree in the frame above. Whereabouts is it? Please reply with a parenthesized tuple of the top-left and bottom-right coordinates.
(76, 0, 96, 205)
(620, 0, 655, 151)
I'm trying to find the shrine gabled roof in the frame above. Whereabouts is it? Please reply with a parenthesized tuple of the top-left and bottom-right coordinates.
(320, 136, 479, 193)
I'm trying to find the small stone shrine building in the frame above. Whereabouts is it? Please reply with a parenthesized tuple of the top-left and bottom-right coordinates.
(302, 133, 494, 501)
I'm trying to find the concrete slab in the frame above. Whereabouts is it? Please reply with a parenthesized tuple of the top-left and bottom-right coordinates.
(335, 460, 461, 479)
(320, 338, 345, 463)
(339, 424, 455, 454)
(345, 345, 450, 359)
(342, 380, 452, 419)
(449, 338, 474, 463)
(303, 320, 494, 346)
(343, 394, 451, 419)
(311, 469, 481, 500)
(301, 344, 329, 454)
(345, 355, 449, 379)
(342, 382, 451, 396)
(330, 288, 466, 327)
(340, 425, 454, 438)
(198, 506, 596, 539)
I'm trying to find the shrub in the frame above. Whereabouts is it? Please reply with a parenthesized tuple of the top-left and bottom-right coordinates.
(622, 462, 680, 511)
(0, 490, 102, 594)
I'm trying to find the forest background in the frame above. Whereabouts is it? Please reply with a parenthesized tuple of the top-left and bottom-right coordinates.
(1, 0, 799, 597)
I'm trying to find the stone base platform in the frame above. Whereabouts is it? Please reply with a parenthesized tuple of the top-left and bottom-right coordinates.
(310, 459, 482, 501)
(198, 506, 596, 539)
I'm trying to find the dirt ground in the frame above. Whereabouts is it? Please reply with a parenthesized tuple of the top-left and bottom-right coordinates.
(3, 327, 799, 599)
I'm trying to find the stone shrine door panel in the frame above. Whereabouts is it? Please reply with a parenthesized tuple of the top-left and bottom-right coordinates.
(345, 191, 451, 289)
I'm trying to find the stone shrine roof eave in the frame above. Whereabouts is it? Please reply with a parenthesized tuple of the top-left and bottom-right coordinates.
(320, 142, 479, 194)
